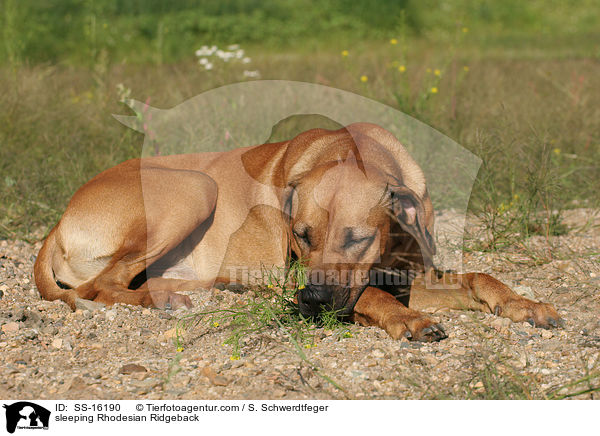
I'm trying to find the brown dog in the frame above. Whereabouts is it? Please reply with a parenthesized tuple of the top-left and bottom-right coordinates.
(34, 122, 561, 341)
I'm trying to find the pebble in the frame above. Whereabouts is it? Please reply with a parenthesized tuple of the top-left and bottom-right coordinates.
(541, 330, 553, 339)
(51, 338, 63, 349)
(74, 298, 106, 312)
(119, 363, 148, 374)
(201, 366, 230, 386)
(2, 322, 19, 334)
(104, 309, 117, 322)
(42, 325, 58, 336)
(371, 348, 385, 358)
(514, 285, 536, 300)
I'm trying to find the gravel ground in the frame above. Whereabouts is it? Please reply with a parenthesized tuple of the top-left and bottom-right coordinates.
(1, 209, 598, 400)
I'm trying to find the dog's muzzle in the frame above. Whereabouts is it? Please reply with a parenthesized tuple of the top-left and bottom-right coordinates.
(297, 282, 364, 318)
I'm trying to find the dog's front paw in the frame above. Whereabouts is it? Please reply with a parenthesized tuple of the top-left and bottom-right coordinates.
(149, 290, 193, 310)
(385, 313, 447, 342)
(496, 298, 562, 329)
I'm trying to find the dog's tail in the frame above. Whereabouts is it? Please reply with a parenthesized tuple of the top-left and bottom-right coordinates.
(33, 227, 78, 309)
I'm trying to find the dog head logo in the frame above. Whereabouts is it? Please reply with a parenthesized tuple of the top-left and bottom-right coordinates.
(3, 402, 50, 433)
(114, 81, 481, 316)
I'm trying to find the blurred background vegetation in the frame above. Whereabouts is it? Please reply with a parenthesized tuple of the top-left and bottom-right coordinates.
(2, 0, 600, 63)
(1, 0, 599, 247)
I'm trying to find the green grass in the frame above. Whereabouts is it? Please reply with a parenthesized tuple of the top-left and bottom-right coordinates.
(2, 0, 600, 65)
(1, 44, 598, 243)
(1, 2, 599, 242)
(171, 260, 350, 394)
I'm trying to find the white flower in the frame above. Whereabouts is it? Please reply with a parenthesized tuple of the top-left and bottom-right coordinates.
(204, 62, 213, 70)
(227, 44, 240, 50)
(195, 46, 212, 57)
(243, 70, 260, 78)
(235, 49, 244, 59)
(242, 57, 251, 64)
(198, 57, 208, 65)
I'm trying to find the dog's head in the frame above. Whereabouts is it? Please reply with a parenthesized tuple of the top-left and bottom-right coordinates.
(243, 122, 435, 317)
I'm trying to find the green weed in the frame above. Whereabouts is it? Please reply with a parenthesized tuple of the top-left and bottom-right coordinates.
(173, 260, 350, 394)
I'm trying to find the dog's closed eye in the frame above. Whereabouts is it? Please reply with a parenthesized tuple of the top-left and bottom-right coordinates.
(293, 224, 312, 247)
(343, 227, 376, 249)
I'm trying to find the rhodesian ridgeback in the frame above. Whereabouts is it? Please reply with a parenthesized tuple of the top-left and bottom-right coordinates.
(34, 122, 561, 341)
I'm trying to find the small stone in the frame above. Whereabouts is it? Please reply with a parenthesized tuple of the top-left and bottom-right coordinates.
(491, 318, 510, 333)
(119, 363, 148, 374)
(541, 330, 553, 339)
(141, 308, 152, 316)
(371, 349, 385, 358)
(162, 328, 185, 341)
(42, 325, 58, 336)
(273, 388, 286, 398)
(514, 285, 536, 300)
(22, 329, 39, 340)
(104, 309, 117, 322)
(2, 322, 19, 334)
(51, 338, 63, 349)
(131, 378, 162, 394)
(132, 372, 149, 381)
(75, 298, 106, 312)
(201, 365, 230, 386)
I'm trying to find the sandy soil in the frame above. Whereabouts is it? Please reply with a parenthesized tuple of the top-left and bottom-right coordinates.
(0, 209, 598, 400)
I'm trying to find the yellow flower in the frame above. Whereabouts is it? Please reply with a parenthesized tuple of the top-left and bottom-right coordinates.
(341, 50, 349, 57)
(212, 321, 219, 327)
(230, 355, 240, 361)
(513, 194, 520, 201)
(360, 75, 368, 83)
(343, 332, 353, 338)
(176, 346, 184, 352)
(298, 284, 305, 290)
(430, 87, 438, 94)
(553, 148, 561, 155)
(390, 38, 398, 45)
(462, 27, 469, 33)
(434, 69, 441, 76)
(463, 66, 470, 72)
(267, 283, 274, 289)
(304, 344, 311, 349)
(398, 65, 406, 73)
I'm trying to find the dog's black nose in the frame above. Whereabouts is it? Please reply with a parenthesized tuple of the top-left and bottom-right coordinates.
(298, 284, 332, 316)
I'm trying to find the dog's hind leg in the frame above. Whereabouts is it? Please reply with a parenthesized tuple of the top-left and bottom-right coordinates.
(36, 161, 218, 310)
(408, 271, 561, 328)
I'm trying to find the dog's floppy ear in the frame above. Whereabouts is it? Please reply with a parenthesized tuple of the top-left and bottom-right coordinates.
(388, 184, 436, 266)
